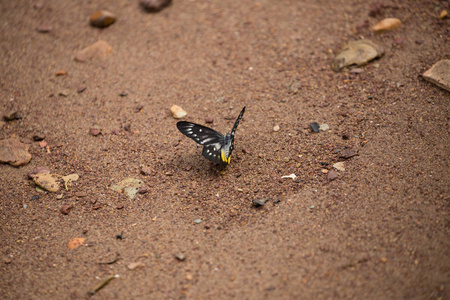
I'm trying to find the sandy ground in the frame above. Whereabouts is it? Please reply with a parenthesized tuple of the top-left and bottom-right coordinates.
(1, 0, 449, 299)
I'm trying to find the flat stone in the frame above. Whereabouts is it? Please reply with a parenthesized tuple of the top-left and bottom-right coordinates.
(422, 60, 450, 92)
(139, 0, 172, 12)
(90, 10, 116, 28)
(28, 166, 51, 179)
(0, 138, 32, 166)
(3, 110, 21, 121)
(74, 40, 112, 62)
(309, 122, 320, 133)
(331, 39, 384, 72)
(110, 178, 144, 199)
(252, 198, 269, 207)
(327, 170, 338, 181)
(339, 149, 358, 159)
(333, 162, 345, 172)
(319, 124, 329, 131)
(36, 24, 53, 33)
(33, 173, 60, 192)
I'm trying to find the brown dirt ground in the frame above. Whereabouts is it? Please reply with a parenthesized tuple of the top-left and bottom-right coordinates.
(1, 0, 449, 299)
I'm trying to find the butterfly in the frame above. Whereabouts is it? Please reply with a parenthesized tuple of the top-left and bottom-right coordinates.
(177, 107, 246, 166)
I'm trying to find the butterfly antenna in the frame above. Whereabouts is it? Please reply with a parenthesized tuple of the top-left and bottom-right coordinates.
(231, 106, 246, 135)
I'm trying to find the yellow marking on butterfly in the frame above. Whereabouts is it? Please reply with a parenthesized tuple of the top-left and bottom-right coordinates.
(221, 149, 230, 164)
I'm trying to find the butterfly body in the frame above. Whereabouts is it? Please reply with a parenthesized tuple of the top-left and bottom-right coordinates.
(177, 107, 245, 166)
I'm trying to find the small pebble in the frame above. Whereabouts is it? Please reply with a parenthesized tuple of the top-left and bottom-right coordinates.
(252, 198, 269, 207)
(333, 162, 345, 172)
(205, 117, 214, 123)
(134, 104, 144, 113)
(141, 166, 155, 176)
(3, 110, 21, 121)
(55, 70, 67, 76)
(123, 124, 131, 132)
(349, 68, 364, 74)
(273, 125, 280, 132)
(193, 219, 202, 224)
(77, 85, 87, 93)
(175, 253, 186, 261)
(60, 205, 72, 215)
(327, 170, 338, 181)
(309, 122, 320, 133)
(372, 18, 402, 33)
(116, 204, 124, 209)
(319, 124, 329, 131)
(39, 141, 47, 148)
(139, 0, 172, 12)
(127, 262, 145, 270)
(339, 149, 358, 159)
(111, 128, 121, 135)
(36, 24, 53, 33)
(170, 105, 187, 119)
(89, 10, 116, 28)
(439, 10, 448, 20)
(89, 128, 102, 136)
(32, 133, 46, 141)
(393, 37, 403, 45)
(138, 187, 149, 194)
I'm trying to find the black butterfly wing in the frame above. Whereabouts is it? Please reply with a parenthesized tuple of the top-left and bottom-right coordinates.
(202, 144, 224, 164)
(230, 106, 246, 137)
(177, 121, 224, 146)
